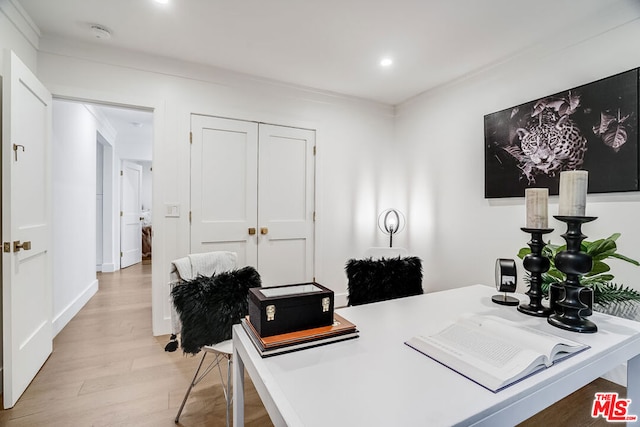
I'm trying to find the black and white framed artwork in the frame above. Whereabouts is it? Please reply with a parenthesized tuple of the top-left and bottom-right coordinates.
(484, 68, 639, 198)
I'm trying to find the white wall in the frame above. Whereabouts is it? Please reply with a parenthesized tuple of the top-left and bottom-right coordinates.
(96, 141, 104, 268)
(140, 161, 152, 214)
(395, 15, 640, 295)
(5, 1, 638, 341)
(34, 38, 396, 335)
(51, 100, 100, 335)
(116, 135, 152, 162)
(0, 0, 38, 73)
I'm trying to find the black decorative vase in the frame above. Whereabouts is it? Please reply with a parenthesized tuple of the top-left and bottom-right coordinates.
(518, 227, 554, 317)
(548, 216, 598, 333)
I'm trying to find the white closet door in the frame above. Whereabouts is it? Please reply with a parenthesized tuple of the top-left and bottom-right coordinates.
(190, 115, 258, 267)
(258, 124, 315, 286)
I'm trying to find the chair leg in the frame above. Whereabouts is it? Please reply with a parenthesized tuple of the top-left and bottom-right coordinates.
(175, 351, 231, 425)
(175, 352, 208, 423)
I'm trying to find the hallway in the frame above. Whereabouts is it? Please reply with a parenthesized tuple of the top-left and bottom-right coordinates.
(0, 263, 271, 426)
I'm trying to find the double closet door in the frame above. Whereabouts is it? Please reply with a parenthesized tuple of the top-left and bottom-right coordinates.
(190, 115, 315, 286)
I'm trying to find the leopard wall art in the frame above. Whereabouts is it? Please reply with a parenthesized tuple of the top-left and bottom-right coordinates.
(501, 95, 588, 184)
(485, 69, 638, 198)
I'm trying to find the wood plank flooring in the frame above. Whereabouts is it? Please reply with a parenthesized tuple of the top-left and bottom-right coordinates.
(0, 263, 628, 426)
(0, 262, 272, 427)
(520, 377, 626, 427)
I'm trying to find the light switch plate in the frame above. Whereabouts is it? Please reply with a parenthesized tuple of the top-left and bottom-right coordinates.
(165, 203, 180, 217)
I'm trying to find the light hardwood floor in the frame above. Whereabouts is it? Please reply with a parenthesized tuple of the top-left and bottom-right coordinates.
(0, 262, 272, 427)
(0, 262, 627, 426)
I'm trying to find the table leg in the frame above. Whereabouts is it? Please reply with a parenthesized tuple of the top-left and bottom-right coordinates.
(628, 354, 640, 418)
(233, 343, 245, 427)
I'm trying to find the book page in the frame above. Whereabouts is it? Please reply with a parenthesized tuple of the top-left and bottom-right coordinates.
(408, 321, 545, 391)
(473, 315, 586, 364)
(406, 315, 589, 391)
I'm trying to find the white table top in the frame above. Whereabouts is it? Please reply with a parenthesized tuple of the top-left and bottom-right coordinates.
(233, 284, 640, 426)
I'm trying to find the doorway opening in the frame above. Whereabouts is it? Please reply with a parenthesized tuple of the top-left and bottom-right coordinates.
(92, 103, 153, 271)
(52, 99, 153, 273)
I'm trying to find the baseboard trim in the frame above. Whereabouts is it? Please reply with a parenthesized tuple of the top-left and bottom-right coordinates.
(100, 263, 116, 273)
(52, 279, 99, 337)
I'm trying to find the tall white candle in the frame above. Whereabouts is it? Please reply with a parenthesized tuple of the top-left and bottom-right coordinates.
(525, 188, 548, 228)
(558, 170, 588, 216)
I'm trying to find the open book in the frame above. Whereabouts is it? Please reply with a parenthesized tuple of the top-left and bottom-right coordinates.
(405, 315, 589, 392)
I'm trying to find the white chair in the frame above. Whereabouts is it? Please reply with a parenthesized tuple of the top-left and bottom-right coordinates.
(175, 341, 233, 425)
(168, 251, 238, 343)
(169, 253, 260, 426)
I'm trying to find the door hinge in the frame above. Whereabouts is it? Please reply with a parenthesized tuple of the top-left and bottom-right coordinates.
(3, 242, 11, 253)
(120, 211, 123, 217)
(120, 170, 123, 176)
(313, 145, 316, 156)
(189, 211, 192, 223)
(313, 211, 316, 222)
(120, 251, 123, 258)
(189, 132, 192, 144)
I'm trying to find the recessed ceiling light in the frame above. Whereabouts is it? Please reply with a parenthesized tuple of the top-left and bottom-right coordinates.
(380, 57, 393, 67)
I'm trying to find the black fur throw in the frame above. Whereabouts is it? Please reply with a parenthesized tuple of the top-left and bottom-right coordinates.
(171, 266, 261, 355)
(346, 256, 423, 306)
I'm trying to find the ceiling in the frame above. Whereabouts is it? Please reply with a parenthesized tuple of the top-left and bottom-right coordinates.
(91, 103, 153, 154)
(17, 0, 640, 105)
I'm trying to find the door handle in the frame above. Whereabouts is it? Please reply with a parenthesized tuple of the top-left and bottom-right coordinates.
(260, 227, 269, 235)
(248, 227, 256, 235)
(13, 241, 32, 252)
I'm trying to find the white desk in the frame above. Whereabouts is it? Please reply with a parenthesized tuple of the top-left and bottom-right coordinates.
(233, 285, 640, 426)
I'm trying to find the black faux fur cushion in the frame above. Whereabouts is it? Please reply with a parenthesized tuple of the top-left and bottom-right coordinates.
(171, 266, 261, 355)
(346, 256, 423, 306)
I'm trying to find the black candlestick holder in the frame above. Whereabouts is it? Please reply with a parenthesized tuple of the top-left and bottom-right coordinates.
(548, 215, 598, 333)
(518, 227, 554, 317)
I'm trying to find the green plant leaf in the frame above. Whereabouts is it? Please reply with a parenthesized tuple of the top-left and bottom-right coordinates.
(582, 274, 614, 285)
(541, 246, 554, 257)
(610, 252, 640, 266)
(586, 238, 616, 258)
(592, 282, 640, 306)
(608, 233, 621, 242)
(584, 261, 610, 276)
(517, 248, 531, 259)
(546, 242, 562, 252)
(546, 269, 564, 281)
(540, 281, 550, 296)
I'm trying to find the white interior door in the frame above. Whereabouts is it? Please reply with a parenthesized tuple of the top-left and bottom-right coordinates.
(258, 124, 315, 286)
(190, 115, 258, 267)
(120, 160, 142, 268)
(2, 50, 53, 408)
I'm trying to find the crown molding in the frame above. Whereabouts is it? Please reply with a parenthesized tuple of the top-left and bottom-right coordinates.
(0, 0, 41, 49)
